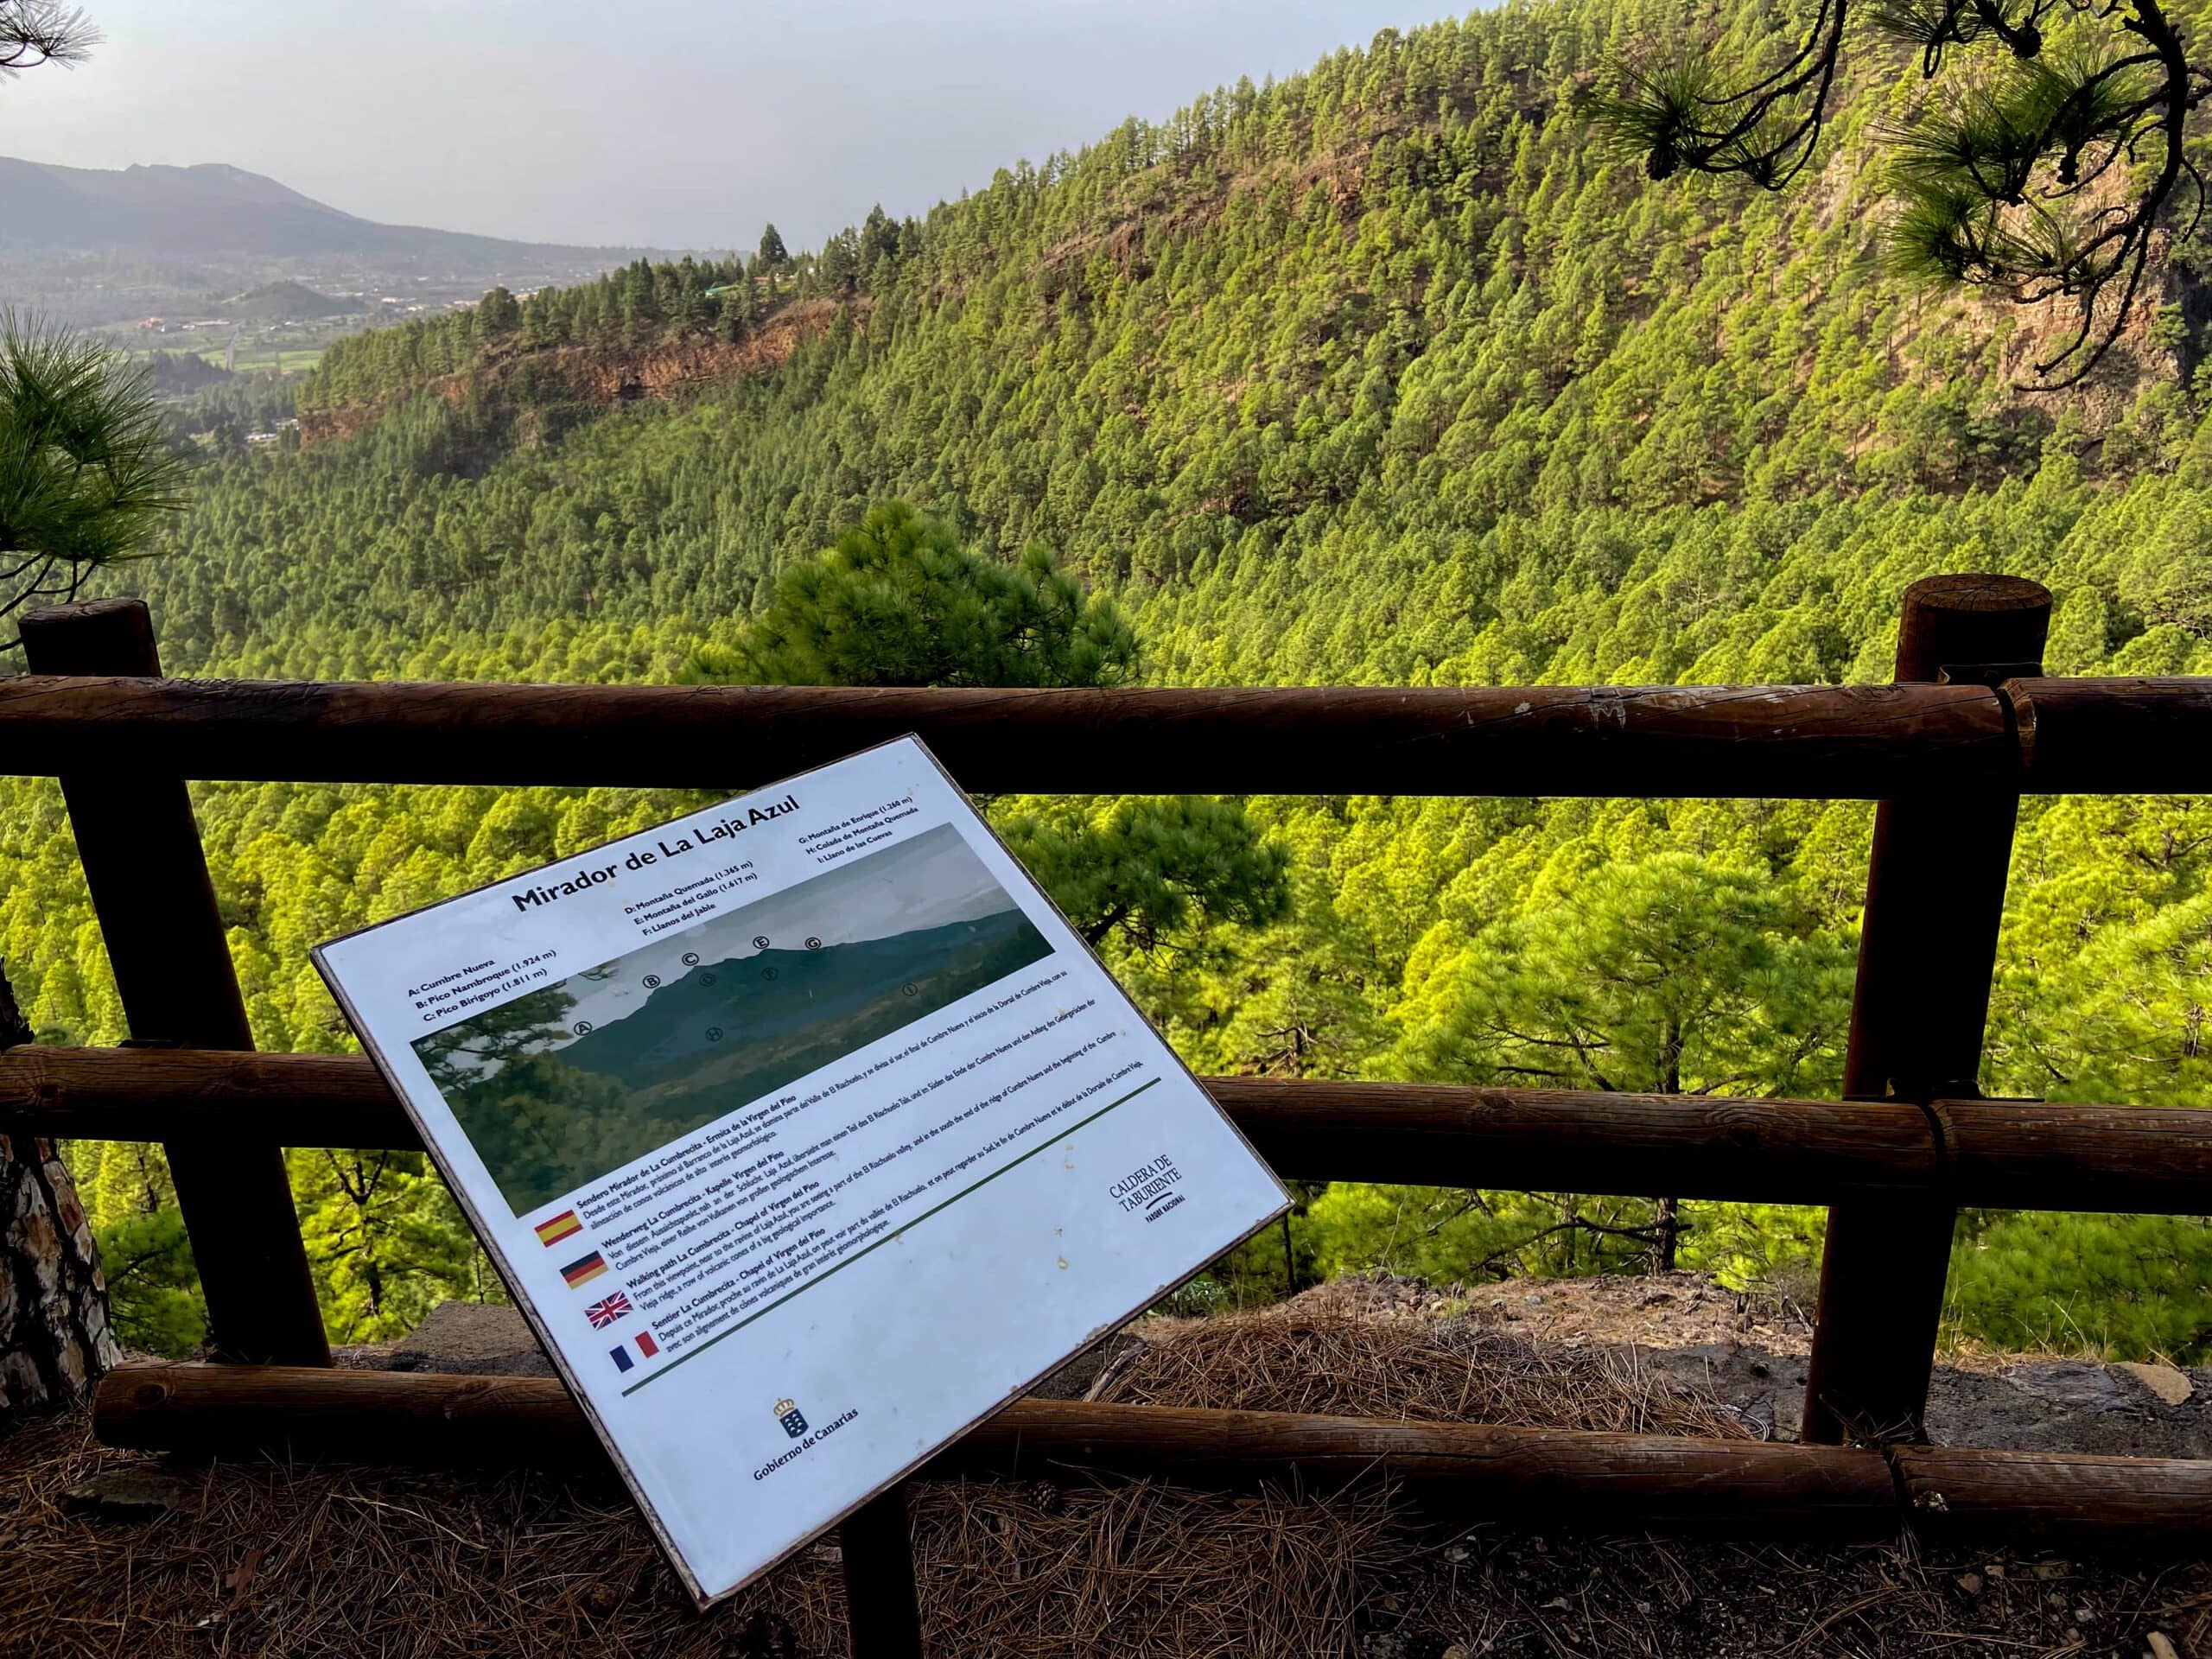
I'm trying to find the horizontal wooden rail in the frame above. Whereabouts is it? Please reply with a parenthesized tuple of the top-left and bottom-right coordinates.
(8, 1047, 2209, 1214)
(75, 1363, 1908, 1535)
(2008, 677, 2212, 794)
(1225, 1080, 2212, 1215)
(93, 1363, 2212, 1548)
(1893, 1444, 2212, 1545)
(0, 673, 2205, 795)
(0, 677, 2022, 796)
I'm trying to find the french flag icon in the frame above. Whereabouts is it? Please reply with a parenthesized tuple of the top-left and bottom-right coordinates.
(612, 1332, 660, 1373)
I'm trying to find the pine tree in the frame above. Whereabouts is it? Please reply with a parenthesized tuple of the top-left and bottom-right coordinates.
(0, 313, 188, 642)
(474, 285, 523, 338)
(685, 501, 1287, 952)
(1596, 0, 2209, 385)
(0, 969, 118, 1423)
(1388, 854, 1854, 1273)
(0, 11, 188, 1413)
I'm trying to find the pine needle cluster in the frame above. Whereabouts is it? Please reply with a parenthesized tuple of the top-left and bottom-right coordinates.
(1596, 0, 2211, 386)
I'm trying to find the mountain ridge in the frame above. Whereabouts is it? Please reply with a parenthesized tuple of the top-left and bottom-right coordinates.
(0, 153, 651, 264)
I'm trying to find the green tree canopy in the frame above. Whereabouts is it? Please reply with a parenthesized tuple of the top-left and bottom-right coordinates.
(474, 285, 522, 337)
(702, 499, 1138, 689)
(1379, 853, 1854, 1271)
(0, 311, 188, 643)
(1390, 854, 1853, 1100)
(1597, 0, 2212, 385)
(687, 501, 1285, 954)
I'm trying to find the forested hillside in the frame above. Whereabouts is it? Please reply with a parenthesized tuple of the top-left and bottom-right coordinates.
(13, 0, 2212, 1359)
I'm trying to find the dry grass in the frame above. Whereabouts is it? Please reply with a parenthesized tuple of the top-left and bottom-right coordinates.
(0, 1410, 1397, 1659)
(1094, 1306, 1757, 1439)
(2, 1305, 2207, 1657)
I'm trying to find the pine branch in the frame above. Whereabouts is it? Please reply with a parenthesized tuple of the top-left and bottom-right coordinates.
(1597, 0, 2211, 386)
(0, 1, 97, 76)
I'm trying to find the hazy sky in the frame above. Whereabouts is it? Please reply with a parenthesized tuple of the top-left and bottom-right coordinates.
(0, 1, 1437, 251)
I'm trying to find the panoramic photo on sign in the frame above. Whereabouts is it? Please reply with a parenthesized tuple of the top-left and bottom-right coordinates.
(312, 737, 1289, 1605)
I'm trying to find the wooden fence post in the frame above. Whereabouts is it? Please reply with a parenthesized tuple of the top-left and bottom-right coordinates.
(841, 1481, 924, 1658)
(20, 600, 329, 1367)
(1800, 575, 2049, 1445)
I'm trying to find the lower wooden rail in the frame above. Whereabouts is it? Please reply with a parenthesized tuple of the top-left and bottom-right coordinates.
(10, 1046, 2211, 1213)
(90, 1363, 1900, 1535)
(93, 1363, 2212, 1548)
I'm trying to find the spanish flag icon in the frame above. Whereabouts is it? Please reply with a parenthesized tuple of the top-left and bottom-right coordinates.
(560, 1250, 608, 1290)
(534, 1210, 582, 1248)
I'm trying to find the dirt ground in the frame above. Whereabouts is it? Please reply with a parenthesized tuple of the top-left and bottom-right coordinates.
(1290, 1272, 2212, 1456)
(5, 1279, 2208, 1658)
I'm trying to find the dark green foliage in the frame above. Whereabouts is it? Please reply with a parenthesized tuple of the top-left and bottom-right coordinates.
(0, 310, 190, 630)
(695, 500, 1138, 690)
(90, 1186, 205, 1354)
(1597, 0, 2209, 385)
(997, 797, 1290, 950)
(143, 351, 232, 396)
(685, 500, 1287, 956)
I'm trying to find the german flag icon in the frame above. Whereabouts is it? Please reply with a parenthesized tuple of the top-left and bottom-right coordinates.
(534, 1210, 582, 1248)
(560, 1251, 608, 1290)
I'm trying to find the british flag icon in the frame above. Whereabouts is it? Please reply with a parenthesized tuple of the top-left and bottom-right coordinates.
(585, 1291, 632, 1330)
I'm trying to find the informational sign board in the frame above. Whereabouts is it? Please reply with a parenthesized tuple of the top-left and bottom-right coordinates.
(313, 736, 1289, 1605)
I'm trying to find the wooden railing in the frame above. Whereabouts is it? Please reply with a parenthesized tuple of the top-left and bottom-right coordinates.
(7, 578, 2212, 1655)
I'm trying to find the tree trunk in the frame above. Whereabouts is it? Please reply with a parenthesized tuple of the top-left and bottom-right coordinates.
(1653, 1196, 1681, 1273)
(1652, 1022, 1683, 1273)
(0, 965, 118, 1425)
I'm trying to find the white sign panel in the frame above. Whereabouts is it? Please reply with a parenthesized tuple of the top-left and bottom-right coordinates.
(313, 737, 1289, 1605)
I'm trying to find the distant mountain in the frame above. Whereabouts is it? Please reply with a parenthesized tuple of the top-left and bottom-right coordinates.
(0, 156, 631, 264)
(220, 280, 364, 321)
(142, 351, 232, 394)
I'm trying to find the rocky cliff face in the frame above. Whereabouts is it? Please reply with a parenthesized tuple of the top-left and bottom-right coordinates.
(296, 297, 848, 447)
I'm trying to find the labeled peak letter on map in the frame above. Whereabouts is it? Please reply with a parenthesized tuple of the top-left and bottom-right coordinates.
(314, 738, 1289, 1607)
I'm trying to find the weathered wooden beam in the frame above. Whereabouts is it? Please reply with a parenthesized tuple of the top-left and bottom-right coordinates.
(0, 1046, 394, 1141)
(2008, 676, 2212, 795)
(1225, 1079, 2212, 1216)
(94, 1363, 2212, 1547)
(0, 677, 2018, 796)
(9, 1047, 2210, 1214)
(18, 602, 329, 1369)
(93, 1363, 1897, 1536)
(1804, 575, 2050, 1448)
(1894, 1445, 2212, 1545)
